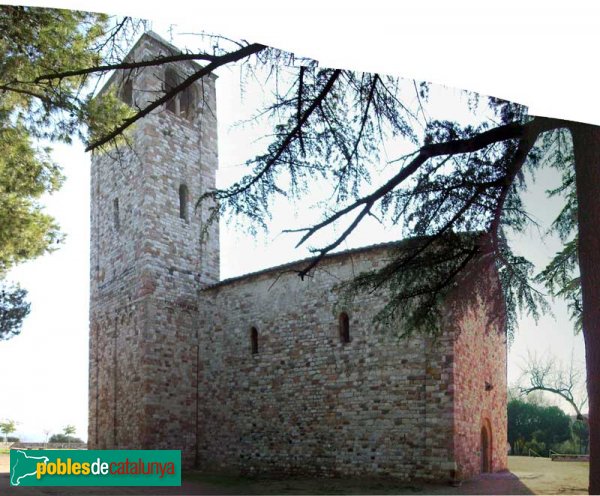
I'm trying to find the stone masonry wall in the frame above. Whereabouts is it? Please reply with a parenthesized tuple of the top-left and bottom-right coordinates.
(89, 33, 219, 467)
(89, 128, 148, 450)
(447, 255, 508, 479)
(90, 32, 508, 479)
(196, 245, 458, 480)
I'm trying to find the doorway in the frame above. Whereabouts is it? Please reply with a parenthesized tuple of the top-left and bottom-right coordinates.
(481, 420, 492, 473)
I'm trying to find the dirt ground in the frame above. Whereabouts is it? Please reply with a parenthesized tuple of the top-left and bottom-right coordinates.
(507, 456, 589, 494)
(0, 454, 590, 495)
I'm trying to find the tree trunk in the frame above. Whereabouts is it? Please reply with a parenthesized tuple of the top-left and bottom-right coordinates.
(571, 122, 600, 495)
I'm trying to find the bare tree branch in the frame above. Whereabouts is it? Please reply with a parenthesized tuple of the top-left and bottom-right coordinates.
(29, 52, 221, 83)
(349, 74, 379, 162)
(292, 117, 565, 255)
(0, 84, 56, 106)
(212, 68, 342, 200)
(488, 119, 548, 237)
(520, 352, 588, 420)
(86, 43, 266, 151)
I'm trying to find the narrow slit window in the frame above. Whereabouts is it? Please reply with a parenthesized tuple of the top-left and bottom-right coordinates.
(179, 184, 189, 221)
(122, 79, 133, 106)
(165, 67, 180, 114)
(339, 312, 350, 343)
(164, 66, 195, 120)
(250, 327, 258, 354)
(113, 198, 120, 231)
(180, 85, 195, 119)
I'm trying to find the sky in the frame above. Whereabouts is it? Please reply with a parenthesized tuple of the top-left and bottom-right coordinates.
(0, 4, 590, 442)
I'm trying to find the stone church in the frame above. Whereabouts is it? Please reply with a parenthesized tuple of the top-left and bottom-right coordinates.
(88, 32, 508, 482)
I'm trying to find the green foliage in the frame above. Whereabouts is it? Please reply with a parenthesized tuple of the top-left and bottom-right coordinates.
(341, 234, 481, 336)
(211, 69, 418, 232)
(62, 424, 76, 437)
(206, 64, 549, 338)
(522, 434, 547, 457)
(572, 419, 589, 453)
(497, 233, 550, 343)
(0, 283, 30, 340)
(508, 398, 573, 456)
(83, 89, 136, 149)
(0, 6, 113, 340)
(0, 121, 63, 274)
(0, 419, 17, 441)
(534, 130, 581, 332)
(48, 433, 83, 444)
(0, 6, 109, 142)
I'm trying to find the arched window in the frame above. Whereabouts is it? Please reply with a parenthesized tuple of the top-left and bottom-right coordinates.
(250, 327, 258, 354)
(481, 418, 493, 473)
(164, 67, 195, 119)
(339, 312, 350, 343)
(113, 198, 120, 231)
(179, 85, 195, 119)
(121, 79, 133, 106)
(179, 184, 189, 221)
(165, 67, 180, 114)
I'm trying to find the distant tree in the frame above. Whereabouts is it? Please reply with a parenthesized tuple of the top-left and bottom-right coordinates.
(520, 353, 588, 421)
(62, 425, 76, 447)
(507, 399, 571, 456)
(508, 399, 538, 453)
(538, 407, 573, 448)
(0, 283, 30, 340)
(572, 419, 590, 455)
(519, 351, 590, 455)
(63, 425, 76, 437)
(49, 432, 83, 444)
(0, 419, 17, 442)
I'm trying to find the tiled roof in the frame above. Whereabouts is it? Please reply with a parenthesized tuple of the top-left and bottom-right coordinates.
(203, 238, 414, 290)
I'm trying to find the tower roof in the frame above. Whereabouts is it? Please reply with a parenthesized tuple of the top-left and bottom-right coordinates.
(97, 31, 216, 97)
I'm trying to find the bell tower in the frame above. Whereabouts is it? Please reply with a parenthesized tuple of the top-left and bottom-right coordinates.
(88, 32, 219, 467)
